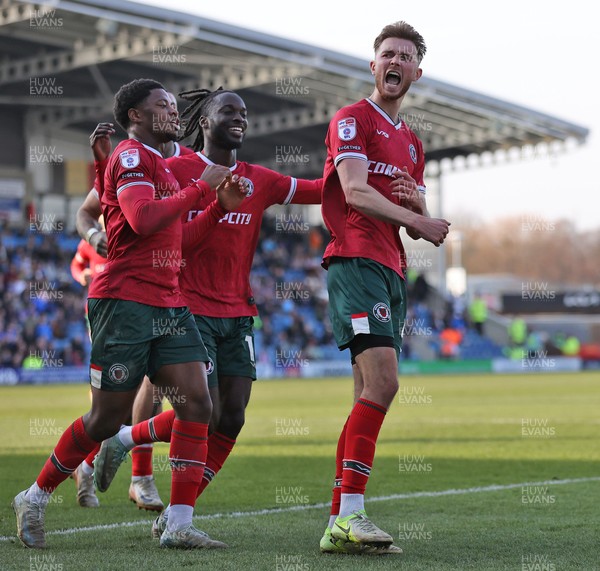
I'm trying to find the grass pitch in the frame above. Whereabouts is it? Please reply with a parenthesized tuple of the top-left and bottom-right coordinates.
(0, 372, 599, 570)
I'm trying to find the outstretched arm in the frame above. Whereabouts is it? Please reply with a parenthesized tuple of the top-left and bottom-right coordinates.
(290, 178, 323, 205)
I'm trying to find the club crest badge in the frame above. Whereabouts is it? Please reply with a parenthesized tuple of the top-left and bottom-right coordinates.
(409, 144, 417, 163)
(244, 178, 254, 198)
(108, 363, 129, 384)
(373, 302, 391, 323)
(206, 358, 215, 376)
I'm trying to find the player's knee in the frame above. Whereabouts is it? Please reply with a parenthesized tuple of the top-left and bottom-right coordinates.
(208, 405, 221, 434)
(374, 375, 399, 405)
(194, 392, 213, 416)
(385, 377, 399, 400)
(218, 407, 245, 438)
(84, 413, 123, 442)
(173, 390, 212, 421)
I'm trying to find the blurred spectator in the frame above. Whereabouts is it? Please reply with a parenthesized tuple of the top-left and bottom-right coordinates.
(1, 215, 508, 372)
(525, 330, 545, 353)
(468, 291, 488, 336)
(438, 322, 463, 360)
(0, 223, 87, 369)
(508, 317, 528, 347)
(561, 335, 581, 357)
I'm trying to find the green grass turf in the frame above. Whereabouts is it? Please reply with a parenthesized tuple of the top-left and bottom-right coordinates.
(0, 372, 599, 570)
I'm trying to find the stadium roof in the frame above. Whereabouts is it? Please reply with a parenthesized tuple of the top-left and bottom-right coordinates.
(1, 0, 590, 178)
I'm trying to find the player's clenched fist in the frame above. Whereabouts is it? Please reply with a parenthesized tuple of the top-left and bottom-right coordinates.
(89, 230, 108, 257)
(390, 167, 425, 213)
(199, 164, 232, 190)
(410, 216, 451, 247)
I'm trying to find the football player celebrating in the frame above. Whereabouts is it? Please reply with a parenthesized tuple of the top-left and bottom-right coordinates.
(319, 21, 450, 555)
(13, 78, 248, 549)
(73, 92, 196, 513)
(76, 91, 194, 258)
(93, 87, 322, 539)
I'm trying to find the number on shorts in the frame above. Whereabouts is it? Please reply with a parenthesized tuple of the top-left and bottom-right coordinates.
(245, 335, 255, 365)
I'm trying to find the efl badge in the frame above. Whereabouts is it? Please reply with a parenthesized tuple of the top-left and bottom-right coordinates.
(120, 148, 140, 169)
(409, 144, 417, 164)
(373, 302, 391, 322)
(338, 118, 356, 141)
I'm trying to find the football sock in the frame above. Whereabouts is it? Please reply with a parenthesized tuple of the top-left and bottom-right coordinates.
(117, 425, 134, 448)
(166, 504, 193, 533)
(80, 460, 94, 477)
(26, 482, 52, 508)
(82, 442, 100, 470)
(328, 416, 349, 526)
(196, 432, 236, 498)
(339, 493, 365, 517)
(339, 399, 387, 517)
(131, 444, 153, 478)
(130, 409, 175, 446)
(32, 416, 99, 499)
(168, 419, 208, 527)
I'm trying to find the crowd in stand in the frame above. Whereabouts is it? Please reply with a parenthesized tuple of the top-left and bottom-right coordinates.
(249, 215, 337, 365)
(0, 225, 88, 369)
(1, 216, 515, 373)
(0, 217, 342, 372)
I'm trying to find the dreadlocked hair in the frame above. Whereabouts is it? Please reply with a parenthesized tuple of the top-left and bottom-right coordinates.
(178, 87, 234, 151)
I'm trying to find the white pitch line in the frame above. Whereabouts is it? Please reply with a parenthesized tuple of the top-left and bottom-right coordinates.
(2, 476, 599, 542)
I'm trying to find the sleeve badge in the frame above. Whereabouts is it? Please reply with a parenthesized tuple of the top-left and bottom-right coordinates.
(337, 117, 357, 141)
(119, 148, 140, 169)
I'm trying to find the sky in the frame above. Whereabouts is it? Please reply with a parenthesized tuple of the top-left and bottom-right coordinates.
(136, 0, 597, 231)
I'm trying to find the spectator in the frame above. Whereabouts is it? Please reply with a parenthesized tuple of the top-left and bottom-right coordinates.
(438, 323, 463, 360)
(468, 291, 488, 336)
(0, 223, 88, 369)
(508, 317, 528, 347)
(562, 335, 581, 357)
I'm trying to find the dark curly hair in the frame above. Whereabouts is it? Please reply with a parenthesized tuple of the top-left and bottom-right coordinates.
(113, 78, 165, 131)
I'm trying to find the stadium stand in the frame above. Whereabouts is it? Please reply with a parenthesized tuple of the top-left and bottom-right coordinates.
(2, 212, 513, 384)
(0, 223, 88, 370)
(0, 0, 591, 380)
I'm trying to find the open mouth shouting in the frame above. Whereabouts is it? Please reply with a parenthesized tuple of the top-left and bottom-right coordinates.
(385, 70, 402, 86)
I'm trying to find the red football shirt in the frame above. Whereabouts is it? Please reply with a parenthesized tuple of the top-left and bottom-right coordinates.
(321, 98, 426, 278)
(172, 142, 195, 157)
(167, 152, 321, 317)
(70, 239, 106, 283)
(89, 139, 187, 307)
